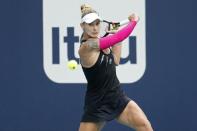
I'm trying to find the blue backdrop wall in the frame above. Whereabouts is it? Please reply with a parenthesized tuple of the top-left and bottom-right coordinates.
(0, 0, 197, 131)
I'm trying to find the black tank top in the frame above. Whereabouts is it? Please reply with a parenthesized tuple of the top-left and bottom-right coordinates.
(81, 49, 120, 95)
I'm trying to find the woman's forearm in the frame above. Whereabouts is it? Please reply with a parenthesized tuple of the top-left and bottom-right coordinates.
(99, 21, 137, 49)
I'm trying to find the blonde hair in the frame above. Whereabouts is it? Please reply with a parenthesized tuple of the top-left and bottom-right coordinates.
(80, 4, 97, 18)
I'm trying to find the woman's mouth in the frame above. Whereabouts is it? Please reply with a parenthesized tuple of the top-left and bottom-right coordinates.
(92, 32, 98, 35)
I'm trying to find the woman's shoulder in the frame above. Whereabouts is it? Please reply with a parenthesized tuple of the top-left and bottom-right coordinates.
(78, 42, 92, 56)
(79, 39, 100, 55)
(78, 43, 101, 68)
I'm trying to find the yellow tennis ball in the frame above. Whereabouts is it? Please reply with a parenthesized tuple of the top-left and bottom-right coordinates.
(67, 60, 78, 70)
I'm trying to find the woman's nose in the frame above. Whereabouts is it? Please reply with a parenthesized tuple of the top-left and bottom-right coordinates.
(93, 24, 98, 30)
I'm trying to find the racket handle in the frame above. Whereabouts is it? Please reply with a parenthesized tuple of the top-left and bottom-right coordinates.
(119, 19, 130, 26)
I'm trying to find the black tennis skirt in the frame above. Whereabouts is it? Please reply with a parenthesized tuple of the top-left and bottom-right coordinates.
(81, 87, 131, 122)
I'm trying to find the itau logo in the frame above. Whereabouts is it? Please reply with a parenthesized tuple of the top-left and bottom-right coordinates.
(43, 0, 146, 84)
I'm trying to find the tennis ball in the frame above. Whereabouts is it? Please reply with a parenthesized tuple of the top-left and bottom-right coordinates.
(67, 60, 78, 70)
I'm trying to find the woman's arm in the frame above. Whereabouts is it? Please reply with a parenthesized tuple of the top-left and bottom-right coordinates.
(112, 43, 122, 65)
(99, 21, 137, 49)
(110, 14, 140, 65)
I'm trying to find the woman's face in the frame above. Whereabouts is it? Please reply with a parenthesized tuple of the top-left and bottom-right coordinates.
(82, 19, 100, 38)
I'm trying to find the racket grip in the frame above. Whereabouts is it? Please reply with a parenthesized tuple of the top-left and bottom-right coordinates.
(119, 19, 130, 26)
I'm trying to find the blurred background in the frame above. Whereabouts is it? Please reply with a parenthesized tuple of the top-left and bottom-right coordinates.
(0, 0, 197, 131)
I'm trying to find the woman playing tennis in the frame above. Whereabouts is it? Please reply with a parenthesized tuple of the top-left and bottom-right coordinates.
(78, 4, 153, 131)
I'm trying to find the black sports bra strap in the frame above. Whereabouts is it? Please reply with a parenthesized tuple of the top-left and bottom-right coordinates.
(81, 39, 87, 43)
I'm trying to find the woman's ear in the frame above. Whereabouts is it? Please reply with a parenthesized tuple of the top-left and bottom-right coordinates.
(80, 23, 84, 29)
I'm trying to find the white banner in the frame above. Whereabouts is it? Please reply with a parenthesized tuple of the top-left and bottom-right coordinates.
(43, 0, 146, 84)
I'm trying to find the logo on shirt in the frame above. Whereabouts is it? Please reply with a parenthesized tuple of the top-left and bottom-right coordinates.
(43, 0, 146, 84)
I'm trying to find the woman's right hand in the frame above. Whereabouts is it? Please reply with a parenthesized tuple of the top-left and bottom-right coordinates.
(128, 13, 140, 22)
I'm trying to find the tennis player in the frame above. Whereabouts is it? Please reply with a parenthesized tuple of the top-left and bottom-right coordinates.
(78, 4, 153, 131)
